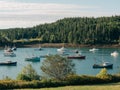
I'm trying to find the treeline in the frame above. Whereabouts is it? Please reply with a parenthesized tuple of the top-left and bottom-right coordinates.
(0, 15, 120, 46)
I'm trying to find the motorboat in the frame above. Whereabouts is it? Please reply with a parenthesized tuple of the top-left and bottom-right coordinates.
(4, 51, 16, 57)
(4, 45, 16, 57)
(67, 55, 85, 59)
(25, 56, 40, 62)
(89, 48, 99, 52)
(111, 51, 119, 57)
(93, 62, 113, 69)
(0, 60, 17, 66)
(67, 53, 85, 59)
(57, 47, 66, 52)
(4, 47, 13, 52)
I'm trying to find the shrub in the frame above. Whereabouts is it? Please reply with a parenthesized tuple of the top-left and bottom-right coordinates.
(17, 64, 40, 81)
(96, 68, 112, 81)
(65, 75, 103, 85)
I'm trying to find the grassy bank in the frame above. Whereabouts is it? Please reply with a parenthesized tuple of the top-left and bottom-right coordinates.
(15, 83, 120, 90)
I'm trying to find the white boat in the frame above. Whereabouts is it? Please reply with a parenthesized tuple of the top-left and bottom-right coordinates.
(111, 51, 119, 57)
(89, 48, 99, 52)
(4, 52, 16, 57)
(4, 46, 13, 52)
(11, 45, 17, 51)
(57, 47, 66, 52)
(4, 46, 16, 57)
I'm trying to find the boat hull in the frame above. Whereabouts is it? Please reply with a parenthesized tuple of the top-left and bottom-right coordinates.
(25, 57, 40, 62)
(0, 62, 17, 66)
(67, 56, 85, 59)
(34, 48, 43, 51)
(93, 64, 113, 69)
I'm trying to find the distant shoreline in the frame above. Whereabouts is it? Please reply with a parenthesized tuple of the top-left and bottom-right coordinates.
(19, 43, 120, 48)
(1, 43, 120, 49)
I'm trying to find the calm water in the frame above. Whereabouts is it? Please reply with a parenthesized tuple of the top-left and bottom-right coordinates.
(0, 47, 120, 79)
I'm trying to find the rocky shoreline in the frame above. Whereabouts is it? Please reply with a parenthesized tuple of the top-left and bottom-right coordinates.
(1, 43, 120, 49)
(20, 43, 120, 48)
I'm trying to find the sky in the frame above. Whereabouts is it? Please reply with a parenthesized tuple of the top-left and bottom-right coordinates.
(0, 0, 119, 29)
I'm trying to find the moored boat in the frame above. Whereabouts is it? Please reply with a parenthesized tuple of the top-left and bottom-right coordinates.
(4, 45, 16, 57)
(4, 47, 13, 52)
(89, 48, 99, 52)
(4, 52, 16, 57)
(25, 56, 40, 62)
(57, 47, 66, 52)
(111, 51, 119, 57)
(0, 60, 17, 66)
(67, 55, 85, 59)
(93, 62, 113, 69)
(67, 53, 85, 59)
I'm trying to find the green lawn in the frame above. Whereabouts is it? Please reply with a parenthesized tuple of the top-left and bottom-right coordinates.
(15, 83, 120, 90)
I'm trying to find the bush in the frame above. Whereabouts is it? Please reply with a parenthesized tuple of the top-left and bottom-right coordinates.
(1, 74, 120, 89)
(111, 74, 120, 82)
(65, 75, 103, 85)
(17, 64, 40, 81)
(17, 74, 31, 81)
(96, 68, 112, 82)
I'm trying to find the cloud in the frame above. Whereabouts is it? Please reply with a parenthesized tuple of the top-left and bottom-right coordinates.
(0, 1, 98, 15)
(0, 0, 118, 29)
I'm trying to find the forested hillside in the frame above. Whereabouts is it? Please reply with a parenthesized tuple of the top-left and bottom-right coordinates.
(0, 15, 120, 45)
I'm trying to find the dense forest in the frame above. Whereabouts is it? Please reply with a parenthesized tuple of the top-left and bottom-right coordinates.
(0, 15, 120, 46)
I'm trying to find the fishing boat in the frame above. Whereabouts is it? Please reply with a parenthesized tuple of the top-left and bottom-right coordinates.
(25, 56, 40, 62)
(0, 60, 17, 66)
(93, 62, 113, 69)
(67, 53, 85, 59)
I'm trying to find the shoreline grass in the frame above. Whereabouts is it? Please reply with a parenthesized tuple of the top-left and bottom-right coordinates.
(15, 83, 120, 90)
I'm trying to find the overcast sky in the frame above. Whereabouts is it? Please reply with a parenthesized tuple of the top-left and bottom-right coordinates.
(0, 0, 119, 29)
